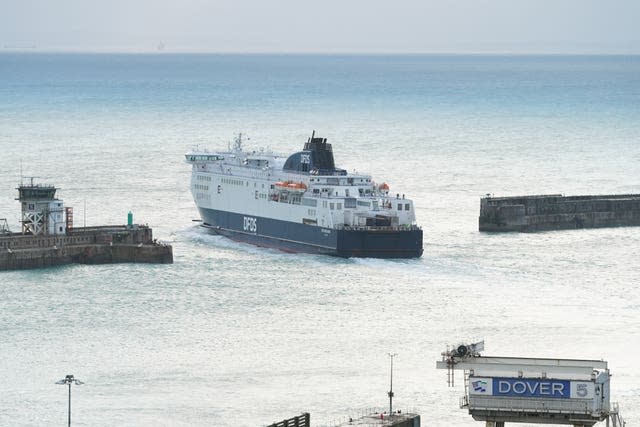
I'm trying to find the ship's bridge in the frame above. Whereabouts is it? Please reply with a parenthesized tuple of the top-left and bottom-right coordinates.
(185, 153, 225, 163)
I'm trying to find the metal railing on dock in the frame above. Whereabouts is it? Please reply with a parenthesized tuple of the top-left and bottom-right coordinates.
(266, 412, 310, 427)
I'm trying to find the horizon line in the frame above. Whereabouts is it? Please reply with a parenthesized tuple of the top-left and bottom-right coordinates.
(2, 48, 640, 56)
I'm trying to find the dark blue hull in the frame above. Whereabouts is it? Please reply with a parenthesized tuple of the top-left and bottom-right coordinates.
(198, 207, 423, 258)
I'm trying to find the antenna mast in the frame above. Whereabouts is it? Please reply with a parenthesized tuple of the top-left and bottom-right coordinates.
(233, 132, 243, 152)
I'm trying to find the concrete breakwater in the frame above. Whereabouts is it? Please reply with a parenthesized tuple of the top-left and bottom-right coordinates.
(0, 225, 173, 270)
(479, 194, 640, 232)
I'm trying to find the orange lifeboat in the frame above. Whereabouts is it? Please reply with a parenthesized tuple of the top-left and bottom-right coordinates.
(287, 182, 307, 191)
(379, 182, 390, 191)
(275, 181, 290, 188)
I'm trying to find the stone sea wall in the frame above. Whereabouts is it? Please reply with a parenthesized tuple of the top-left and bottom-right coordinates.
(479, 194, 640, 232)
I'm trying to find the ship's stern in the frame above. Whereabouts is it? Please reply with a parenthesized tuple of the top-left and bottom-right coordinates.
(335, 227, 423, 258)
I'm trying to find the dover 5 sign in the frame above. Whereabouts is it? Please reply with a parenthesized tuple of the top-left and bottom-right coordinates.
(470, 377, 594, 399)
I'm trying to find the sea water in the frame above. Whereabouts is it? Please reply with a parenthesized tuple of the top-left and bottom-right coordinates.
(0, 54, 639, 426)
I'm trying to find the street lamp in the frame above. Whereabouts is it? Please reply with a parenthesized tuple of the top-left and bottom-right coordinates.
(387, 353, 397, 416)
(56, 374, 84, 427)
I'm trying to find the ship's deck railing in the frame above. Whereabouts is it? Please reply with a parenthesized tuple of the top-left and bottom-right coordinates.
(204, 162, 374, 183)
(306, 192, 387, 200)
(338, 224, 421, 232)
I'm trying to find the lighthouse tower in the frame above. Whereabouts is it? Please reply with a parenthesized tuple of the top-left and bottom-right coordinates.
(17, 179, 66, 236)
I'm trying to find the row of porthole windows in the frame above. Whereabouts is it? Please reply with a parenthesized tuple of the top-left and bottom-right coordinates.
(196, 175, 212, 182)
(194, 184, 209, 191)
(221, 178, 247, 186)
(310, 178, 370, 184)
(254, 191, 268, 200)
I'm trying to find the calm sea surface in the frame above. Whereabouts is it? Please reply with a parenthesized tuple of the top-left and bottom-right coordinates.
(0, 54, 639, 426)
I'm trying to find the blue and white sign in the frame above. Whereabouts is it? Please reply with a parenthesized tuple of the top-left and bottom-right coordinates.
(469, 377, 595, 399)
(570, 381, 596, 399)
(469, 378, 492, 395)
(493, 378, 570, 398)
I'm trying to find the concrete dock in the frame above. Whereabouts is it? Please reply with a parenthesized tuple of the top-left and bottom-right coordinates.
(267, 411, 420, 427)
(0, 180, 172, 271)
(331, 411, 420, 426)
(0, 225, 172, 270)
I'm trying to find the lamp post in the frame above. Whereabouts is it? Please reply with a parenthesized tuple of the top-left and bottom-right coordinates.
(56, 374, 83, 427)
(387, 353, 397, 416)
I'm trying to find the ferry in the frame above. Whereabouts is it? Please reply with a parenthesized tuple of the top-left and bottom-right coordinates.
(185, 132, 423, 258)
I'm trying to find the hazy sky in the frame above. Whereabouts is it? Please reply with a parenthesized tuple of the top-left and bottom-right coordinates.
(2, 0, 639, 53)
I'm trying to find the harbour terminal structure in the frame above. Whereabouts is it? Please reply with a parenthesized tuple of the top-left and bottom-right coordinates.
(436, 342, 625, 427)
(0, 180, 172, 270)
(186, 132, 423, 258)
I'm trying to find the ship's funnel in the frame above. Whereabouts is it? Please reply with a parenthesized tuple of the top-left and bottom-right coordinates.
(283, 133, 345, 175)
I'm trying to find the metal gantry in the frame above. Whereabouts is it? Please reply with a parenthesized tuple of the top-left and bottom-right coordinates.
(56, 374, 84, 427)
(436, 341, 625, 427)
(0, 218, 10, 234)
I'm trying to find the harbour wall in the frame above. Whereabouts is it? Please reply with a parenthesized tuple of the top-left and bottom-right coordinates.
(0, 225, 172, 271)
(479, 194, 640, 232)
